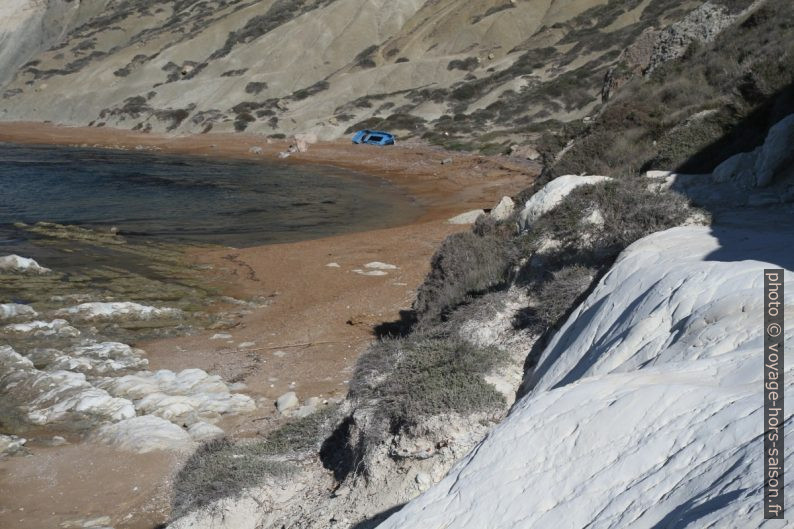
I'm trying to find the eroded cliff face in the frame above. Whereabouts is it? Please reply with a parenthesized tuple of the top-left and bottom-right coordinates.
(0, 0, 724, 140)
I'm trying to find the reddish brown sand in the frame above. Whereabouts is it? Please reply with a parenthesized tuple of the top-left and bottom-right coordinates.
(0, 122, 540, 529)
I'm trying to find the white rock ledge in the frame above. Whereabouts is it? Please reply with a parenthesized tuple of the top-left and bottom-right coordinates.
(518, 174, 611, 231)
(55, 302, 182, 321)
(0, 254, 51, 274)
(380, 221, 793, 529)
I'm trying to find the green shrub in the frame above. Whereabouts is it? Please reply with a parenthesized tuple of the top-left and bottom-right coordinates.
(245, 81, 268, 94)
(233, 112, 255, 131)
(292, 80, 330, 100)
(172, 438, 291, 518)
(172, 405, 339, 517)
(528, 178, 693, 258)
(447, 57, 479, 71)
(413, 232, 513, 322)
(349, 336, 507, 430)
(354, 45, 379, 69)
(514, 265, 597, 334)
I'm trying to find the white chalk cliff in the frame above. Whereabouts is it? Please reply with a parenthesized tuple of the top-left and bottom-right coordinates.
(379, 212, 793, 528)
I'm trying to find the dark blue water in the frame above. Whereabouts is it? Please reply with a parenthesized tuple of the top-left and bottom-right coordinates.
(0, 143, 421, 248)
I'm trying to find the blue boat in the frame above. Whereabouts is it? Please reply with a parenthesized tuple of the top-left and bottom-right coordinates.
(351, 129, 396, 146)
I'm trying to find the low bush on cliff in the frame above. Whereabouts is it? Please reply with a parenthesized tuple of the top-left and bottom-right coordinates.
(413, 232, 513, 324)
(349, 336, 507, 431)
(513, 264, 597, 335)
(172, 405, 339, 517)
(523, 178, 693, 259)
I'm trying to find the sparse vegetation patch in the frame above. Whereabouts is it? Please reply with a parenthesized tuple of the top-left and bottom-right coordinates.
(350, 337, 507, 431)
(172, 405, 340, 518)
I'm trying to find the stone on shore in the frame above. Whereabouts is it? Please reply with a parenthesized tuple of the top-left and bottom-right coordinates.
(276, 391, 299, 413)
(91, 415, 195, 453)
(0, 346, 136, 428)
(0, 303, 38, 320)
(2, 319, 80, 338)
(55, 302, 181, 322)
(0, 434, 27, 457)
(98, 368, 256, 424)
(447, 210, 485, 225)
(489, 196, 515, 221)
(188, 421, 225, 441)
(364, 262, 398, 270)
(0, 254, 51, 274)
(353, 269, 388, 276)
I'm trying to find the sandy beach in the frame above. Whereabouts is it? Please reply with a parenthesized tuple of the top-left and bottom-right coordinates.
(0, 122, 539, 529)
(0, 120, 540, 425)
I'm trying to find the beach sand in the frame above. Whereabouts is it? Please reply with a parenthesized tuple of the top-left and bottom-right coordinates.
(0, 121, 540, 528)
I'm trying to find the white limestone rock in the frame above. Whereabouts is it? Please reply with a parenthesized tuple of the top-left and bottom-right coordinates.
(447, 209, 485, 225)
(55, 302, 181, 321)
(2, 319, 80, 338)
(36, 342, 149, 375)
(489, 196, 515, 221)
(0, 434, 26, 457)
(91, 415, 195, 453)
(352, 269, 388, 276)
(713, 114, 794, 188)
(0, 254, 51, 274)
(0, 346, 135, 428)
(276, 391, 299, 413)
(98, 368, 255, 424)
(380, 219, 793, 529)
(754, 114, 794, 187)
(581, 208, 605, 227)
(0, 303, 37, 320)
(364, 262, 398, 270)
(518, 175, 611, 231)
(188, 421, 225, 442)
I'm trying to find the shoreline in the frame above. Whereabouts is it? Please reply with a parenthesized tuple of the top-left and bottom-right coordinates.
(0, 121, 539, 529)
(0, 121, 540, 223)
(0, 120, 541, 414)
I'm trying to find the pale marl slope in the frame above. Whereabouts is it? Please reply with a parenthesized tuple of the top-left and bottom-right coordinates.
(379, 216, 793, 528)
(0, 0, 705, 139)
(0, 0, 109, 85)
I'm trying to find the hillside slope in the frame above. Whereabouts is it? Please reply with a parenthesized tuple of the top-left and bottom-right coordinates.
(0, 0, 740, 141)
(379, 215, 793, 528)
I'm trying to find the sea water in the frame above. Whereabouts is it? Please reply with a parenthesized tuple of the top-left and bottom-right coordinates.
(0, 142, 421, 251)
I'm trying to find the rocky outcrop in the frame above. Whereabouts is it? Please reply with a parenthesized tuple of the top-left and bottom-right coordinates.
(168, 285, 537, 529)
(517, 174, 610, 231)
(601, 27, 659, 102)
(0, 254, 51, 274)
(0, 255, 257, 451)
(447, 209, 486, 225)
(379, 215, 793, 528)
(602, 1, 760, 102)
(645, 1, 739, 74)
(713, 114, 794, 188)
(0, 345, 136, 428)
(0, 303, 38, 320)
(55, 301, 182, 322)
(648, 113, 794, 206)
(489, 196, 515, 222)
